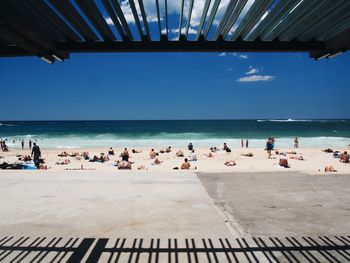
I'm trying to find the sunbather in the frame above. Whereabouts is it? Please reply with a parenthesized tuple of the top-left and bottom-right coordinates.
(224, 160, 236, 166)
(325, 165, 337, 172)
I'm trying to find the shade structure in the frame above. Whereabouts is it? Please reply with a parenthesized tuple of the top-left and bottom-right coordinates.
(0, 0, 349, 63)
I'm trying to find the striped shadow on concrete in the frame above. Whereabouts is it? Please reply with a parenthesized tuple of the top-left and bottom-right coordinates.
(0, 236, 349, 262)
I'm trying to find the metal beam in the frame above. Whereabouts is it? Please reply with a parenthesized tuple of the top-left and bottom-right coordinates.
(155, 0, 162, 36)
(178, 0, 185, 38)
(195, 0, 211, 40)
(74, 0, 116, 41)
(203, 0, 221, 39)
(326, 27, 350, 52)
(110, 0, 134, 40)
(128, 0, 144, 38)
(185, 0, 195, 39)
(138, 0, 151, 40)
(221, 0, 248, 39)
(164, 0, 168, 38)
(101, 0, 126, 40)
(278, 0, 344, 41)
(212, 0, 237, 40)
(48, 0, 99, 41)
(26, 0, 81, 42)
(0, 22, 61, 62)
(0, 1, 57, 51)
(230, 0, 274, 41)
(297, 1, 350, 41)
(321, 14, 350, 41)
(55, 39, 325, 53)
(262, 0, 323, 41)
(246, 0, 299, 41)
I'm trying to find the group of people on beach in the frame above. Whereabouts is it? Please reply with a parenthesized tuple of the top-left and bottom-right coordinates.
(1, 135, 350, 172)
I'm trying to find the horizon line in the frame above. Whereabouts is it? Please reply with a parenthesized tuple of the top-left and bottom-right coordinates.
(1, 118, 350, 122)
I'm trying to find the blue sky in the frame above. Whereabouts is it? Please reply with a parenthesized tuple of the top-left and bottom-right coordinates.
(0, 0, 349, 120)
(0, 51, 349, 120)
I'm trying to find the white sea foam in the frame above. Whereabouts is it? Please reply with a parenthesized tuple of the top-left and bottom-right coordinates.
(4, 134, 350, 149)
(257, 119, 349, 123)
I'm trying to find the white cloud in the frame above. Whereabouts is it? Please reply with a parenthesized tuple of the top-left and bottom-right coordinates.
(170, 27, 197, 35)
(245, 68, 259, 74)
(218, 52, 248, 58)
(232, 53, 248, 59)
(237, 75, 275, 82)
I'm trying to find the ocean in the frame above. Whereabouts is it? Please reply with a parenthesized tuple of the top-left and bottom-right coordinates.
(1, 120, 349, 149)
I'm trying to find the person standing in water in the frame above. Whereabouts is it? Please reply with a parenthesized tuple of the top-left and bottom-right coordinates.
(29, 140, 32, 150)
(241, 139, 244, 148)
(246, 139, 249, 148)
(21, 139, 24, 150)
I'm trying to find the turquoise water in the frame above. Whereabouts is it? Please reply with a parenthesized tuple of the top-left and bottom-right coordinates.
(1, 120, 349, 149)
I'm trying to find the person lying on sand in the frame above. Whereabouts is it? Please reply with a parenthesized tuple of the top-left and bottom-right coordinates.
(151, 157, 163, 165)
(290, 155, 304, 160)
(241, 153, 254, 157)
(56, 159, 70, 165)
(58, 151, 68, 157)
(18, 155, 32, 161)
(102, 155, 110, 162)
(176, 150, 184, 157)
(132, 149, 142, 153)
(224, 160, 236, 166)
(324, 165, 337, 172)
(117, 160, 132, 170)
(68, 152, 79, 157)
(322, 148, 334, 153)
(204, 152, 214, 158)
(82, 152, 89, 160)
(181, 158, 191, 169)
(275, 151, 286, 156)
(340, 151, 349, 163)
(39, 164, 50, 170)
(137, 165, 145, 170)
(287, 151, 297, 155)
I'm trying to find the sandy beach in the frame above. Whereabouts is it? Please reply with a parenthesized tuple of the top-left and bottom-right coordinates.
(1, 145, 349, 175)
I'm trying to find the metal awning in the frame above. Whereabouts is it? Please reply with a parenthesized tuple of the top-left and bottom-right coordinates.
(0, 0, 349, 63)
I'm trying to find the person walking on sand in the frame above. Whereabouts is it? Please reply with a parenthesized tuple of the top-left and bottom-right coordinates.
(246, 139, 249, 148)
(29, 140, 32, 150)
(31, 143, 41, 168)
(21, 139, 24, 150)
(241, 139, 244, 148)
(266, 137, 273, 159)
(294, 137, 299, 148)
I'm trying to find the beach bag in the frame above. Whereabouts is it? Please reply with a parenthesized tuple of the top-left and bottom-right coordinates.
(279, 158, 288, 167)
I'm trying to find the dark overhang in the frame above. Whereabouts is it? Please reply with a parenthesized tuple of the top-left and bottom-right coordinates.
(0, 0, 349, 63)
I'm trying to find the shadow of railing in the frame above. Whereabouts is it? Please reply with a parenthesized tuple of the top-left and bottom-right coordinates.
(0, 235, 349, 262)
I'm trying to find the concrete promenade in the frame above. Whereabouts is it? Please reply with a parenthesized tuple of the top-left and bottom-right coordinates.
(1, 171, 350, 262)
